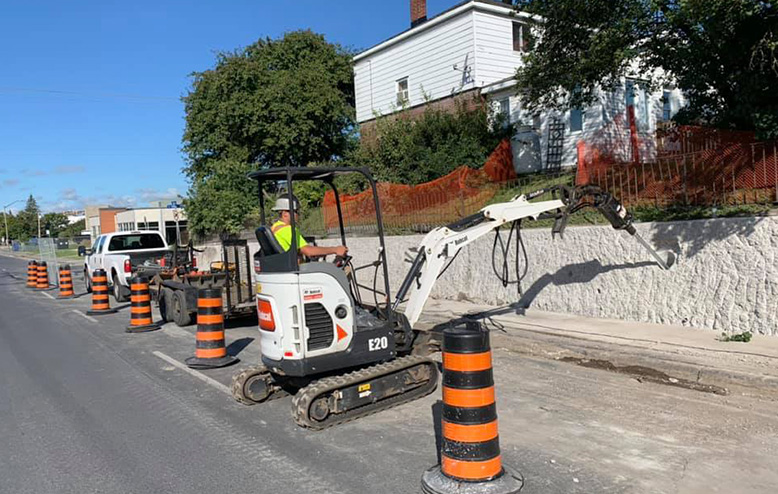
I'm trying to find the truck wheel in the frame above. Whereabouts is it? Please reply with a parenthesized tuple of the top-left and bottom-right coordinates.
(112, 270, 128, 302)
(84, 269, 92, 293)
(171, 290, 192, 327)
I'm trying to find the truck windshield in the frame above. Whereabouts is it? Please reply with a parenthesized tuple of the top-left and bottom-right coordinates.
(108, 234, 165, 252)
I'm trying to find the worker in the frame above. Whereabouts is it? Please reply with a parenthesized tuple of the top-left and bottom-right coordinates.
(271, 196, 348, 259)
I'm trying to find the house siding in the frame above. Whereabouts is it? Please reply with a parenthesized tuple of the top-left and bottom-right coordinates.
(472, 10, 525, 86)
(354, 10, 477, 123)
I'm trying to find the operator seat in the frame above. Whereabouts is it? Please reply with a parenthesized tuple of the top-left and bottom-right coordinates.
(254, 226, 295, 273)
(255, 226, 283, 256)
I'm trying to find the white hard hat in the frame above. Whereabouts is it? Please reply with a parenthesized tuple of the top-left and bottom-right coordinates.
(272, 196, 300, 212)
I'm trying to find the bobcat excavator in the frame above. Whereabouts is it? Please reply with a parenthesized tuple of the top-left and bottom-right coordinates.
(231, 167, 675, 429)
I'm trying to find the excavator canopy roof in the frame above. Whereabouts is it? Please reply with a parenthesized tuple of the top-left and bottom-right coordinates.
(247, 166, 375, 183)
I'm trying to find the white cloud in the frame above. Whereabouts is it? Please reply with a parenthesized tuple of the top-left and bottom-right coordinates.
(22, 166, 86, 177)
(43, 186, 181, 212)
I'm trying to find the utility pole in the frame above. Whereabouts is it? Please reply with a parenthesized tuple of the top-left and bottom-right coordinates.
(38, 212, 42, 239)
(2, 199, 23, 249)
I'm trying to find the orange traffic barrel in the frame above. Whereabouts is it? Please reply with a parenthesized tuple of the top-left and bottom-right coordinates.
(26, 260, 38, 288)
(421, 321, 523, 494)
(57, 264, 75, 299)
(126, 276, 160, 333)
(185, 288, 237, 369)
(86, 268, 117, 315)
(35, 261, 50, 290)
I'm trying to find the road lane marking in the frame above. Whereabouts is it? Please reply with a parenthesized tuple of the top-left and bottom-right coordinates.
(152, 351, 231, 395)
(72, 309, 98, 323)
(41, 291, 55, 299)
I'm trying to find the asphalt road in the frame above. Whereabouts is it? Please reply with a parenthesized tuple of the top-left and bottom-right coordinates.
(1, 254, 777, 494)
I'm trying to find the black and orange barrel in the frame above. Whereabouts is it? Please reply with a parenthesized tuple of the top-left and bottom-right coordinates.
(57, 264, 75, 299)
(441, 324, 502, 482)
(126, 276, 159, 333)
(421, 322, 523, 494)
(185, 288, 237, 369)
(27, 260, 38, 288)
(36, 261, 49, 290)
(86, 268, 117, 315)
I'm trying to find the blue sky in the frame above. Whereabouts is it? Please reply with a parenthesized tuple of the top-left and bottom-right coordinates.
(0, 0, 453, 213)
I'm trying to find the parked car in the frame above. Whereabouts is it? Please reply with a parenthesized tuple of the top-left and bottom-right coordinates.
(82, 231, 171, 301)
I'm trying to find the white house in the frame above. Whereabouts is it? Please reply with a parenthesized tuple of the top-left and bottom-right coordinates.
(353, 0, 685, 173)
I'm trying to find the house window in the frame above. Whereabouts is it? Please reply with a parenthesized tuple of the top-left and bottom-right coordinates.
(499, 98, 510, 118)
(396, 77, 409, 106)
(512, 22, 534, 53)
(625, 79, 649, 130)
(662, 91, 672, 121)
(570, 108, 584, 132)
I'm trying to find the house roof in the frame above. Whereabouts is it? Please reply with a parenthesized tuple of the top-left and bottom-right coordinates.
(354, 0, 526, 62)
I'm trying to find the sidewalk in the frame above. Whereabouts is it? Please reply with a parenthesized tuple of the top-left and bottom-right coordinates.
(417, 298, 778, 399)
(0, 249, 80, 262)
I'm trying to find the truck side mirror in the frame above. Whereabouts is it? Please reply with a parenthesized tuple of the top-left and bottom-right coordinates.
(78, 246, 86, 257)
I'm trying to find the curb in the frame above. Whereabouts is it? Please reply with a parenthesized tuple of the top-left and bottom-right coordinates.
(424, 315, 778, 399)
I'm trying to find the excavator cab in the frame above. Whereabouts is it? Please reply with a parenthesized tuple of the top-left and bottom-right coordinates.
(248, 167, 405, 380)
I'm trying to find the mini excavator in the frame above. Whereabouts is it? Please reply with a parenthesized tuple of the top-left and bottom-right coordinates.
(232, 167, 675, 429)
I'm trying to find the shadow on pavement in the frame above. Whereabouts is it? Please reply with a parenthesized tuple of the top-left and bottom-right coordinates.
(227, 337, 255, 357)
(431, 400, 443, 464)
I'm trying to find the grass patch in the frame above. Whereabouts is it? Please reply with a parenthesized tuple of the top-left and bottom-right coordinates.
(719, 331, 753, 343)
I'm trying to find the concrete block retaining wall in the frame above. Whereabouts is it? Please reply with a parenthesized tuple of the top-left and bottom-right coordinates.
(197, 216, 778, 336)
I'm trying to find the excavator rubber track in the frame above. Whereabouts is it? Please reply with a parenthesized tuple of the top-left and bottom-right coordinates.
(231, 364, 291, 406)
(291, 355, 439, 430)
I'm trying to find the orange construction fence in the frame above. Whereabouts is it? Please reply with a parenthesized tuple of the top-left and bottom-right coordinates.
(323, 140, 516, 231)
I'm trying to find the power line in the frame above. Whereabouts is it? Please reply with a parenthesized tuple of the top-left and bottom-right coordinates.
(0, 86, 180, 102)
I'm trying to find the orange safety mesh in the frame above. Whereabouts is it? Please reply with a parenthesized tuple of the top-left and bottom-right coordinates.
(323, 140, 516, 230)
(576, 123, 778, 207)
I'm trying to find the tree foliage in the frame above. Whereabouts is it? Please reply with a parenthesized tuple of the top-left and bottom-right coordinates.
(13, 195, 40, 241)
(41, 212, 69, 237)
(348, 98, 513, 185)
(513, 0, 778, 137)
(60, 219, 87, 239)
(182, 30, 356, 237)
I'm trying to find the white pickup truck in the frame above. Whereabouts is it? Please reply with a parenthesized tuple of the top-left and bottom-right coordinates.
(82, 231, 171, 301)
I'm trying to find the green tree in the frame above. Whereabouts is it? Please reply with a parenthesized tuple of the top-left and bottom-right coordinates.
(182, 30, 356, 237)
(3, 212, 22, 243)
(15, 195, 40, 240)
(348, 97, 513, 185)
(513, 0, 778, 137)
(41, 212, 69, 237)
(60, 219, 87, 238)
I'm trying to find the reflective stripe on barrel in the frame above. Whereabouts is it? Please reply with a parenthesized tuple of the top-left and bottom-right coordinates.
(90, 269, 111, 311)
(59, 265, 74, 296)
(128, 276, 154, 326)
(196, 288, 226, 359)
(36, 262, 49, 289)
(27, 261, 38, 287)
(440, 323, 504, 483)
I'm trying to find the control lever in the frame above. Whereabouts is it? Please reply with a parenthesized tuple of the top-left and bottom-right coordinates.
(333, 255, 352, 268)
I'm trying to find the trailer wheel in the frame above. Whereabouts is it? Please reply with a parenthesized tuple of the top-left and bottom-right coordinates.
(159, 288, 173, 323)
(171, 289, 192, 327)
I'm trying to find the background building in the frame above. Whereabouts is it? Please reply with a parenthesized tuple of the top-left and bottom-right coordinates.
(115, 205, 188, 245)
(353, 0, 685, 173)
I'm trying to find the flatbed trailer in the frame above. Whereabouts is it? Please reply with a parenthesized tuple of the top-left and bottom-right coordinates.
(141, 239, 256, 327)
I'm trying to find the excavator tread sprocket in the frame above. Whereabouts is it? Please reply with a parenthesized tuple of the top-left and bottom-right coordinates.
(231, 365, 290, 406)
(291, 355, 439, 430)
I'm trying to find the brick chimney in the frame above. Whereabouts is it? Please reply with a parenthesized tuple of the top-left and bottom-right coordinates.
(411, 0, 427, 28)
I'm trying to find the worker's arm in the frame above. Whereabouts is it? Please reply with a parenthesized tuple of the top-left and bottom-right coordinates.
(300, 244, 348, 258)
